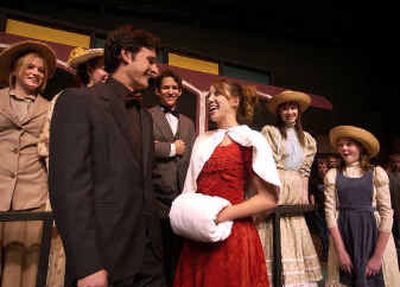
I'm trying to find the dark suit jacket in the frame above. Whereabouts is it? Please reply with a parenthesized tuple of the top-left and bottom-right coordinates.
(148, 105, 195, 212)
(49, 80, 161, 283)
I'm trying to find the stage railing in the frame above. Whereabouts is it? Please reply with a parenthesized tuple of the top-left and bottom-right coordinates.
(0, 205, 316, 287)
(266, 204, 316, 287)
(0, 211, 53, 287)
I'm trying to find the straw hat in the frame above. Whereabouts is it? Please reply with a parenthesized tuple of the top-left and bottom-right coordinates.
(329, 125, 380, 157)
(67, 47, 104, 69)
(267, 90, 311, 115)
(0, 40, 57, 86)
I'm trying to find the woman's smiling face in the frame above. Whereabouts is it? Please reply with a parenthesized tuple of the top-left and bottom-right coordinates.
(13, 53, 46, 93)
(278, 101, 299, 125)
(207, 85, 237, 126)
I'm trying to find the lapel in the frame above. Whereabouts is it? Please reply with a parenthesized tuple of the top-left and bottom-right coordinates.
(98, 84, 140, 168)
(154, 105, 175, 140)
(141, 109, 151, 177)
(0, 88, 20, 126)
(21, 95, 49, 125)
(176, 114, 184, 139)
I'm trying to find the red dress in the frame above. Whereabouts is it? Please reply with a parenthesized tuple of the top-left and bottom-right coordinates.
(173, 142, 270, 287)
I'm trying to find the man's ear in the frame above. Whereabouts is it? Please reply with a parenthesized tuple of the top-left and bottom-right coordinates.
(120, 49, 132, 64)
(176, 88, 183, 98)
(86, 65, 93, 77)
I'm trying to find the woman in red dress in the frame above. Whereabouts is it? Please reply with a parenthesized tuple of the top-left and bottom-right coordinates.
(172, 80, 281, 287)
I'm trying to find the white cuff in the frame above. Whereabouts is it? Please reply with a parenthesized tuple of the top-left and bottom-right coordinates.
(169, 143, 176, 157)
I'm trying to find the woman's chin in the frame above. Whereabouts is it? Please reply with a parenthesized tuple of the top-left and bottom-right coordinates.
(22, 84, 40, 93)
(209, 115, 218, 123)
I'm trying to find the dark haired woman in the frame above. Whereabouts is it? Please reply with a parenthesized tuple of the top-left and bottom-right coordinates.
(256, 90, 322, 286)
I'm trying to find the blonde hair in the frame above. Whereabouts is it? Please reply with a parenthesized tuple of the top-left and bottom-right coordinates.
(211, 79, 258, 123)
(9, 52, 49, 93)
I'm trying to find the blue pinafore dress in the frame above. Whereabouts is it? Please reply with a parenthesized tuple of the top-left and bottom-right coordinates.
(337, 169, 385, 287)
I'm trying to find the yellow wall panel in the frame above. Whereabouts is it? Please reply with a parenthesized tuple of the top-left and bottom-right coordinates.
(6, 19, 90, 48)
(168, 53, 219, 75)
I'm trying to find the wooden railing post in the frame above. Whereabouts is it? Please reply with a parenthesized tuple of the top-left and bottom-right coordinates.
(272, 208, 282, 287)
(0, 211, 53, 287)
(268, 204, 315, 287)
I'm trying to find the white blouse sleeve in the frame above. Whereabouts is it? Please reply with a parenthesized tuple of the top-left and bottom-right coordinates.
(374, 166, 394, 232)
(324, 168, 338, 229)
(299, 131, 317, 177)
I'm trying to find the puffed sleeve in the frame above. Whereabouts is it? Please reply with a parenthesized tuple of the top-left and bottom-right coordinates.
(299, 131, 317, 177)
(374, 166, 394, 232)
(324, 168, 338, 229)
(261, 125, 280, 162)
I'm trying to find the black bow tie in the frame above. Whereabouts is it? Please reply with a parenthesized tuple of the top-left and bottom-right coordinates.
(125, 93, 142, 109)
(161, 105, 179, 118)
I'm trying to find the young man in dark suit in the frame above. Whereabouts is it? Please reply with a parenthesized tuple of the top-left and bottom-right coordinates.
(148, 69, 195, 286)
(49, 25, 165, 287)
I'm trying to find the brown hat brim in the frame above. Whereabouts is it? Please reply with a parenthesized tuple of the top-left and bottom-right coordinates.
(329, 125, 380, 157)
(267, 90, 311, 115)
(0, 40, 57, 86)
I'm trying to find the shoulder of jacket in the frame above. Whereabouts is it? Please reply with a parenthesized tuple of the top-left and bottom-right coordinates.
(180, 113, 195, 123)
(147, 105, 159, 113)
(56, 87, 92, 108)
(62, 87, 88, 97)
(35, 93, 50, 103)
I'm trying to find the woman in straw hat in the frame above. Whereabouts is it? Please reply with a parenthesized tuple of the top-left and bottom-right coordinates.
(67, 46, 108, 87)
(0, 40, 56, 287)
(324, 125, 400, 286)
(36, 46, 108, 287)
(38, 46, 108, 165)
(256, 90, 322, 286)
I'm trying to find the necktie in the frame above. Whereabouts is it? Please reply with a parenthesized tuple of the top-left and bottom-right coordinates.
(161, 105, 179, 118)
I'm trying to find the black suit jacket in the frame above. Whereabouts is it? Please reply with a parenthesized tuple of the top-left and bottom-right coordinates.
(49, 80, 160, 283)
